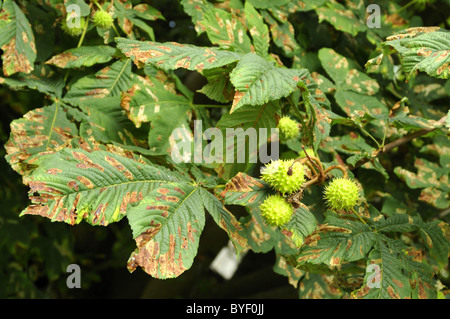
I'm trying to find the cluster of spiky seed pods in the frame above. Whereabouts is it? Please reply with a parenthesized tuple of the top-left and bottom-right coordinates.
(259, 158, 360, 228)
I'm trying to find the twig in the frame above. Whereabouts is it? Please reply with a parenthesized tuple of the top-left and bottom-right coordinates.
(349, 115, 448, 170)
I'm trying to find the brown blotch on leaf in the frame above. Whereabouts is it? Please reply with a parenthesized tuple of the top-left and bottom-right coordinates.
(76, 175, 94, 189)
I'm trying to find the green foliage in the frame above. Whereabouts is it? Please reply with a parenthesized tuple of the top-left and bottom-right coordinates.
(1, 0, 449, 298)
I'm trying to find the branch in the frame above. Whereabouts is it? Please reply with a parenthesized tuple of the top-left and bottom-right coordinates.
(349, 115, 448, 170)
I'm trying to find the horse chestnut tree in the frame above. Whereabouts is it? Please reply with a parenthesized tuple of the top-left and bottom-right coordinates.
(1, 0, 449, 299)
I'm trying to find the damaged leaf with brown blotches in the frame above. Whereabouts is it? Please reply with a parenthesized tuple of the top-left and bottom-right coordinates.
(126, 183, 205, 279)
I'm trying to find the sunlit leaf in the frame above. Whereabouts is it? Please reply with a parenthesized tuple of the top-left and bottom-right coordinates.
(126, 183, 204, 279)
(21, 148, 186, 226)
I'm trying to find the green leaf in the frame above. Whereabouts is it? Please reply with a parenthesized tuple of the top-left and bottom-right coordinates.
(229, 53, 302, 111)
(126, 183, 205, 279)
(382, 27, 450, 79)
(299, 272, 343, 299)
(353, 237, 412, 299)
(115, 38, 241, 72)
(4, 102, 78, 176)
(198, 65, 235, 103)
(219, 173, 272, 207)
(0, 0, 37, 76)
(296, 69, 332, 151)
(243, 205, 279, 253)
(120, 75, 193, 155)
(45, 46, 116, 69)
(319, 48, 380, 95)
(260, 10, 299, 57)
(65, 96, 148, 148)
(390, 108, 445, 131)
(112, 1, 163, 40)
(65, 0, 90, 17)
(244, 2, 269, 57)
(132, 3, 163, 22)
(297, 216, 377, 267)
(374, 214, 418, 233)
(246, 0, 289, 9)
(201, 6, 252, 53)
(285, 0, 327, 12)
(315, 2, 366, 36)
(283, 204, 318, 242)
(216, 101, 279, 179)
(416, 219, 449, 266)
(394, 158, 449, 209)
(64, 59, 135, 101)
(273, 255, 304, 289)
(334, 90, 388, 117)
(21, 148, 185, 226)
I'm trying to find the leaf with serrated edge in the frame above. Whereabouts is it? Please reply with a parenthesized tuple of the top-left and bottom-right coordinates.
(4, 102, 78, 176)
(21, 148, 186, 226)
(219, 172, 272, 207)
(297, 216, 377, 267)
(230, 53, 302, 111)
(46, 46, 116, 69)
(382, 27, 450, 79)
(65, 59, 135, 101)
(126, 183, 204, 279)
(115, 38, 241, 72)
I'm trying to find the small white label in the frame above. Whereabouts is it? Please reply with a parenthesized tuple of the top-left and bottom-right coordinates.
(210, 240, 247, 280)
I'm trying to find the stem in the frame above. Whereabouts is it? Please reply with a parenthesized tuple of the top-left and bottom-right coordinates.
(77, 14, 90, 48)
(350, 114, 448, 170)
(351, 207, 367, 224)
(360, 126, 381, 149)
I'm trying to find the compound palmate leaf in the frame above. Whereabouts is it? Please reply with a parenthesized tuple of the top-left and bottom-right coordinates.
(21, 148, 186, 226)
(126, 183, 205, 279)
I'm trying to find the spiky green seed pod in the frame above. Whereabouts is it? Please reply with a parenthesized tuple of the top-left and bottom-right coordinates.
(278, 116, 299, 140)
(323, 178, 360, 210)
(93, 10, 113, 29)
(261, 159, 306, 194)
(259, 195, 293, 227)
(61, 17, 86, 37)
